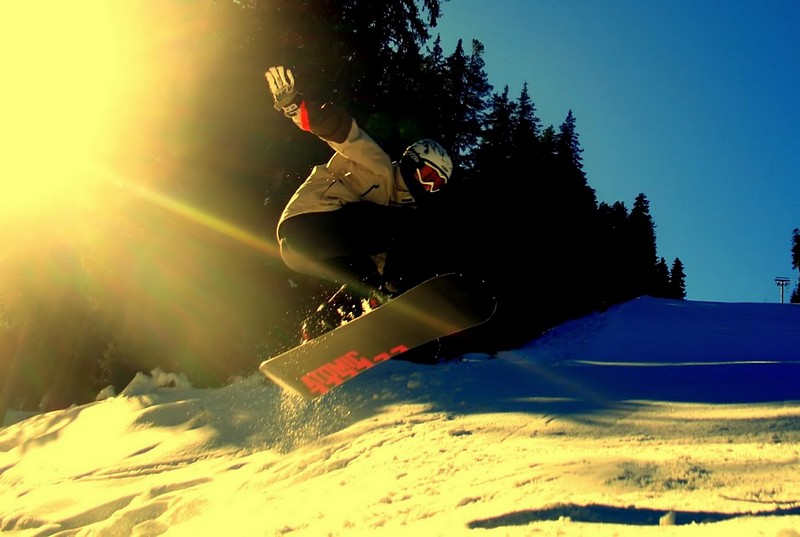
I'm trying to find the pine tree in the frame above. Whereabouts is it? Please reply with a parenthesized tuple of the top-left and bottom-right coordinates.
(471, 86, 516, 180)
(414, 35, 447, 142)
(462, 39, 493, 160)
(557, 112, 597, 210)
(555, 110, 584, 175)
(669, 258, 687, 299)
(540, 125, 557, 157)
(596, 201, 632, 305)
(629, 193, 659, 296)
(652, 258, 671, 297)
(440, 39, 491, 164)
(539, 111, 597, 311)
(511, 83, 541, 157)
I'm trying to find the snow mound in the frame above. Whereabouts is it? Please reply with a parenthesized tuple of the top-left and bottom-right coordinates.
(119, 368, 194, 397)
(518, 296, 800, 365)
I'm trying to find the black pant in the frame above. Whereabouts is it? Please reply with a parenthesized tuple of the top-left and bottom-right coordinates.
(278, 203, 417, 290)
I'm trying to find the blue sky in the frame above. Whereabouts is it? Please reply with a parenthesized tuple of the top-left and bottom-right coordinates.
(435, 0, 799, 302)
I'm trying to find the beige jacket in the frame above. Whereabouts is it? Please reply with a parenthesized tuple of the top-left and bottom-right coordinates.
(276, 103, 415, 239)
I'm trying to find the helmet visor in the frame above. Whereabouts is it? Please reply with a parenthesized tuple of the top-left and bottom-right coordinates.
(415, 163, 448, 193)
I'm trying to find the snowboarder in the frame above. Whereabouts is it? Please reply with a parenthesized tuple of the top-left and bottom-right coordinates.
(265, 66, 456, 339)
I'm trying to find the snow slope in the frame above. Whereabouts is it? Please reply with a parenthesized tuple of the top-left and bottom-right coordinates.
(1, 297, 800, 536)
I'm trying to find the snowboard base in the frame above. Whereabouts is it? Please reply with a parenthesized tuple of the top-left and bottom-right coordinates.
(259, 273, 496, 399)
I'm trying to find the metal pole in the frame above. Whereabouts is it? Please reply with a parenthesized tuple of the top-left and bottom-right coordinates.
(775, 277, 791, 304)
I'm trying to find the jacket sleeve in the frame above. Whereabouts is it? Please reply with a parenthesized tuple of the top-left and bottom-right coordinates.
(288, 100, 352, 144)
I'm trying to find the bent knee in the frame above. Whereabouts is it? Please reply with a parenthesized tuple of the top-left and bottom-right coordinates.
(279, 237, 316, 275)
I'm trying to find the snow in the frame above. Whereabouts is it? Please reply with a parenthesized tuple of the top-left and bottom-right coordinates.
(2, 297, 800, 536)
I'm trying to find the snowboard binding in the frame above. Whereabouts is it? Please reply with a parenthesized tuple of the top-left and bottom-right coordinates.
(300, 284, 389, 343)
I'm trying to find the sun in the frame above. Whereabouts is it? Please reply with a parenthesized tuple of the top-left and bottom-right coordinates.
(0, 2, 132, 218)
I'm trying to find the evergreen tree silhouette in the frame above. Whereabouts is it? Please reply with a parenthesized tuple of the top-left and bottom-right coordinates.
(652, 258, 671, 297)
(669, 258, 687, 300)
(629, 193, 658, 296)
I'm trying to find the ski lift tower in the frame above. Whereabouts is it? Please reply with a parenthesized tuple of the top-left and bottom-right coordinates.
(775, 277, 791, 304)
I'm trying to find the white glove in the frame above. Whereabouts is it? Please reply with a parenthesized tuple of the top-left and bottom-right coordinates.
(265, 66, 301, 115)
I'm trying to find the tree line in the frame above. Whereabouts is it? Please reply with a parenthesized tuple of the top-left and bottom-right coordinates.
(1, 0, 687, 416)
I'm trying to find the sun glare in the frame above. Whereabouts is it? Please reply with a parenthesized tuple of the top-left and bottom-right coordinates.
(1, 2, 134, 218)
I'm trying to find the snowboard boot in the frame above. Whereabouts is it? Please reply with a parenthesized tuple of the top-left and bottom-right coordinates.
(300, 284, 391, 343)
